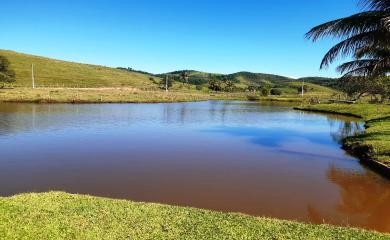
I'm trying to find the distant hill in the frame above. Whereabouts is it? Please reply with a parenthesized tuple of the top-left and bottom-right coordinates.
(0, 50, 338, 94)
(0, 50, 159, 88)
(160, 70, 338, 93)
(297, 77, 338, 88)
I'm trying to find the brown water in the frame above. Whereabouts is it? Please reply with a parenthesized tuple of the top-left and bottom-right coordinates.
(0, 101, 389, 232)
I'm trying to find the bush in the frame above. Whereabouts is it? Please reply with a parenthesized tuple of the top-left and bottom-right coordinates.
(0, 56, 16, 84)
(270, 89, 282, 95)
(195, 85, 203, 91)
(261, 88, 270, 96)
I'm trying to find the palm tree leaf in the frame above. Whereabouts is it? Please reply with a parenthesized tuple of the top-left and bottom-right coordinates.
(306, 11, 384, 41)
(372, 57, 390, 74)
(337, 59, 378, 74)
(359, 0, 390, 11)
(355, 44, 390, 58)
(319, 30, 388, 68)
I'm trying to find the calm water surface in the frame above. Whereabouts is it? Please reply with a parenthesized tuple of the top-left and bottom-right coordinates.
(0, 101, 389, 232)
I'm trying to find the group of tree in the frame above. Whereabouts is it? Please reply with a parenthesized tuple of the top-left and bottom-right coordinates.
(306, 0, 390, 102)
(336, 76, 390, 101)
(208, 76, 237, 92)
(0, 55, 15, 87)
(246, 81, 273, 96)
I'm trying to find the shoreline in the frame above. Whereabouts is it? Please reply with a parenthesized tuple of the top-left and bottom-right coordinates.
(294, 105, 390, 178)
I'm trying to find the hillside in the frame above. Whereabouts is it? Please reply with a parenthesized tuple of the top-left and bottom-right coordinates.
(0, 50, 338, 95)
(162, 70, 337, 94)
(0, 50, 159, 88)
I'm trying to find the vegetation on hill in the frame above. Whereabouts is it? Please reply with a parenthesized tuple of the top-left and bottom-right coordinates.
(0, 49, 339, 98)
(159, 70, 337, 95)
(0, 55, 15, 86)
(0, 192, 388, 240)
(298, 77, 337, 88)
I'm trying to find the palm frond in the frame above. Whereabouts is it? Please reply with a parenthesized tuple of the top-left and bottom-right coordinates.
(359, 0, 390, 11)
(337, 58, 390, 77)
(337, 59, 378, 75)
(319, 30, 387, 68)
(372, 57, 390, 73)
(355, 44, 390, 58)
(306, 11, 384, 41)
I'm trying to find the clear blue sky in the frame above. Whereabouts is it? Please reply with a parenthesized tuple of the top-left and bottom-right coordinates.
(1, 0, 360, 77)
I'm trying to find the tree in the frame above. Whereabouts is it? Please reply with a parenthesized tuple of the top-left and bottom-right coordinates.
(246, 85, 260, 92)
(336, 76, 390, 101)
(180, 71, 189, 88)
(260, 88, 270, 96)
(160, 75, 173, 91)
(208, 79, 222, 91)
(270, 88, 282, 95)
(0, 55, 15, 86)
(306, 0, 390, 77)
(224, 79, 235, 92)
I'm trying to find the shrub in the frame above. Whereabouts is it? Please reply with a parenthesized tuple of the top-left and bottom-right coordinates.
(270, 88, 282, 95)
(261, 88, 270, 96)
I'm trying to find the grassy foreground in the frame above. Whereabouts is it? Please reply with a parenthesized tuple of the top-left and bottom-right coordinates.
(295, 104, 390, 169)
(0, 192, 388, 240)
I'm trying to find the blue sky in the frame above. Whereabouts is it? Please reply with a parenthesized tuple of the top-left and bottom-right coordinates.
(1, 0, 360, 77)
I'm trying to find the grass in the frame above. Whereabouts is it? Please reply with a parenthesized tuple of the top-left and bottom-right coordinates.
(295, 103, 390, 168)
(0, 88, 248, 103)
(0, 49, 159, 88)
(0, 192, 388, 240)
(0, 87, 318, 104)
(288, 81, 337, 97)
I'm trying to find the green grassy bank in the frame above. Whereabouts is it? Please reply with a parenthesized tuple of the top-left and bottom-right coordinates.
(295, 104, 390, 171)
(0, 192, 388, 240)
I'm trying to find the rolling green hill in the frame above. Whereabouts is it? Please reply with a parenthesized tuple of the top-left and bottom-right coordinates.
(0, 50, 159, 88)
(0, 49, 337, 95)
(161, 70, 338, 95)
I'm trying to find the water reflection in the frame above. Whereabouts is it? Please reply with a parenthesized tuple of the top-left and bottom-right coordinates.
(0, 101, 388, 233)
(307, 164, 390, 232)
(328, 119, 364, 144)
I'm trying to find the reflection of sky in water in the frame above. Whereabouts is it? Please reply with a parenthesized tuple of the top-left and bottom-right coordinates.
(0, 101, 364, 136)
(1, 101, 388, 232)
(202, 126, 337, 147)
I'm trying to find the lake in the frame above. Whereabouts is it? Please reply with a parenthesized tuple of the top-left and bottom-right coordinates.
(0, 101, 388, 232)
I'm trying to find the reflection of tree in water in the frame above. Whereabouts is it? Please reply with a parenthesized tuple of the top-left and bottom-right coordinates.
(327, 118, 364, 144)
(307, 164, 390, 232)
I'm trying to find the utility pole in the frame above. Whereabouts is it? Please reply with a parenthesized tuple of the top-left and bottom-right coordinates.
(32, 64, 35, 89)
(301, 79, 304, 97)
(165, 75, 168, 92)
